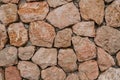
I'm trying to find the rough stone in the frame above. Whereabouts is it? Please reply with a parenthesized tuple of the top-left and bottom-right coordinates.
(105, 0, 120, 27)
(79, 0, 104, 24)
(58, 49, 77, 72)
(8, 22, 28, 47)
(0, 3, 18, 25)
(0, 47, 17, 66)
(0, 24, 7, 50)
(18, 46, 35, 60)
(47, 2, 80, 29)
(116, 51, 120, 66)
(54, 28, 72, 48)
(0, 68, 4, 80)
(0, 0, 19, 3)
(72, 36, 96, 62)
(95, 26, 120, 55)
(78, 60, 99, 80)
(29, 21, 56, 47)
(18, 1, 49, 23)
(17, 61, 40, 80)
(105, 0, 114, 3)
(41, 66, 66, 80)
(5, 66, 21, 80)
(97, 47, 115, 71)
(65, 73, 79, 80)
(72, 21, 95, 37)
(32, 48, 57, 69)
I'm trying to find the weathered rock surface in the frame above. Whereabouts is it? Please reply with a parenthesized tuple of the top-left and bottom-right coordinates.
(0, 68, 4, 80)
(0, 0, 19, 3)
(29, 21, 56, 47)
(41, 66, 66, 80)
(79, 0, 104, 24)
(47, 2, 80, 29)
(95, 26, 120, 55)
(72, 36, 96, 62)
(32, 48, 57, 69)
(8, 22, 28, 47)
(18, 1, 49, 23)
(65, 73, 79, 80)
(116, 51, 120, 66)
(54, 28, 72, 48)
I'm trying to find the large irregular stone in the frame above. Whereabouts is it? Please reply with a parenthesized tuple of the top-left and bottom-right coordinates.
(0, 47, 17, 66)
(0, 68, 4, 80)
(29, 21, 56, 47)
(78, 60, 99, 80)
(72, 21, 95, 37)
(0, 24, 7, 50)
(116, 51, 120, 66)
(47, 0, 72, 7)
(18, 1, 49, 23)
(17, 61, 40, 80)
(58, 49, 77, 72)
(97, 47, 115, 71)
(0, 0, 19, 3)
(54, 28, 72, 48)
(8, 22, 28, 47)
(47, 2, 80, 29)
(41, 66, 66, 80)
(32, 48, 57, 69)
(65, 73, 79, 80)
(5, 66, 21, 80)
(98, 67, 120, 80)
(105, 0, 120, 27)
(18, 46, 35, 60)
(79, 0, 104, 24)
(72, 36, 96, 62)
(95, 26, 120, 55)
(0, 3, 18, 25)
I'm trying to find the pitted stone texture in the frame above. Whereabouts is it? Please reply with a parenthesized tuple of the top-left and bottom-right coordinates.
(18, 2, 49, 23)
(5, 66, 21, 80)
(105, 0, 114, 3)
(58, 49, 77, 72)
(72, 21, 95, 37)
(0, 69, 4, 80)
(72, 36, 96, 62)
(78, 60, 99, 80)
(65, 73, 79, 80)
(79, 0, 104, 24)
(41, 66, 66, 80)
(95, 26, 120, 55)
(32, 48, 57, 69)
(29, 21, 55, 47)
(105, 0, 120, 27)
(0, 24, 7, 50)
(54, 28, 72, 48)
(0, 3, 18, 25)
(8, 22, 28, 47)
(18, 46, 35, 60)
(47, 2, 80, 29)
(47, 0, 72, 7)
(116, 51, 120, 66)
(0, 47, 17, 67)
(18, 61, 40, 80)
(0, 0, 19, 3)
(98, 67, 120, 80)
(97, 47, 115, 71)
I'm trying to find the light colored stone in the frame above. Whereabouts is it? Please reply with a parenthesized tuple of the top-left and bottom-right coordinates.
(18, 1, 49, 23)
(0, 3, 18, 25)
(18, 46, 35, 60)
(105, 0, 120, 27)
(58, 49, 77, 72)
(0, 47, 17, 66)
(79, 0, 104, 24)
(78, 60, 99, 80)
(5, 66, 21, 80)
(0, 0, 19, 3)
(47, 0, 72, 7)
(8, 22, 28, 47)
(29, 21, 55, 47)
(116, 51, 120, 66)
(98, 67, 120, 80)
(54, 28, 72, 48)
(47, 2, 80, 29)
(0, 68, 4, 80)
(105, 0, 114, 3)
(41, 66, 66, 80)
(95, 26, 120, 55)
(65, 73, 79, 80)
(97, 47, 115, 71)
(72, 36, 96, 62)
(72, 21, 95, 37)
(32, 48, 57, 69)
(18, 61, 40, 80)
(0, 24, 7, 50)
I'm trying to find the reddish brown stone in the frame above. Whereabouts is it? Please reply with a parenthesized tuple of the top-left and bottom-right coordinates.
(116, 51, 120, 66)
(65, 73, 79, 80)
(0, 68, 4, 80)
(0, 0, 19, 3)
